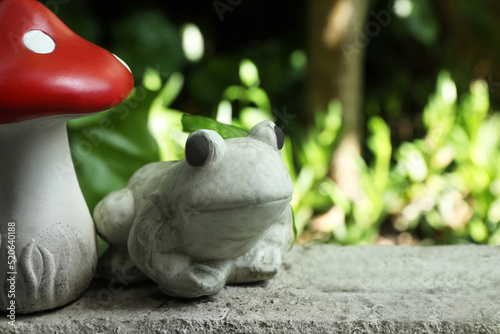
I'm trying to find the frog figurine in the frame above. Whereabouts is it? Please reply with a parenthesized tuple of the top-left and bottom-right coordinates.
(94, 121, 294, 298)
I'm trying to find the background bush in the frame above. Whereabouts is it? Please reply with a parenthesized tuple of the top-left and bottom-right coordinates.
(53, 0, 500, 250)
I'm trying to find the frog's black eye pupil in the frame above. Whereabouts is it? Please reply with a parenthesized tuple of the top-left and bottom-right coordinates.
(274, 125, 284, 150)
(185, 134, 210, 167)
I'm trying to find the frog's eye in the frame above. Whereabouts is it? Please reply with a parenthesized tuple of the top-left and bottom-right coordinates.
(185, 130, 226, 167)
(274, 125, 284, 150)
(185, 133, 210, 167)
(248, 120, 284, 150)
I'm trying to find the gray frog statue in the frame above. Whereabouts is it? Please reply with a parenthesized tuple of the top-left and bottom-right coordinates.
(94, 121, 294, 298)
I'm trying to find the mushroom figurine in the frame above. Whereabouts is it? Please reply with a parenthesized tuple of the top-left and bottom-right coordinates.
(0, 0, 134, 313)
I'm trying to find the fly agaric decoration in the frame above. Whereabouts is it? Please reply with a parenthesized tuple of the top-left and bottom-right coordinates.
(0, 0, 134, 313)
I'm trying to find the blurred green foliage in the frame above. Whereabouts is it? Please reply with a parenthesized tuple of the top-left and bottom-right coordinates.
(68, 88, 159, 213)
(58, 0, 500, 247)
(389, 73, 500, 245)
(299, 72, 500, 245)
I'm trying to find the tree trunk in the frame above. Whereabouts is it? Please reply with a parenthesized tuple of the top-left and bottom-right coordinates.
(307, 0, 369, 202)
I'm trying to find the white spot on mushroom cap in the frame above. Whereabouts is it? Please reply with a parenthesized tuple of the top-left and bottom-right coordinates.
(23, 30, 55, 54)
(113, 54, 132, 73)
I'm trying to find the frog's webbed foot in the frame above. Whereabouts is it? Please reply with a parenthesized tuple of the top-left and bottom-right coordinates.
(228, 247, 282, 284)
(183, 262, 230, 296)
(152, 252, 231, 298)
(97, 247, 148, 284)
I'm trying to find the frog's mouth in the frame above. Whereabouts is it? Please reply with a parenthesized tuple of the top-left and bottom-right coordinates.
(194, 196, 292, 212)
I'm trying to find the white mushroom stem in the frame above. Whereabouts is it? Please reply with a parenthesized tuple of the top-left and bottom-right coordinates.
(0, 116, 96, 313)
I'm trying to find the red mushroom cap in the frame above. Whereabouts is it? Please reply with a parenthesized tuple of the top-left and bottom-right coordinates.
(0, 0, 134, 125)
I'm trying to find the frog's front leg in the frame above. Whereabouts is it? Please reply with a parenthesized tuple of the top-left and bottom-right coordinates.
(227, 206, 292, 284)
(129, 200, 232, 298)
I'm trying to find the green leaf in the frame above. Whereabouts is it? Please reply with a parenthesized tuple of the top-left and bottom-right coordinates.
(240, 107, 271, 131)
(423, 71, 456, 151)
(68, 87, 159, 213)
(182, 115, 248, 139)
(152, 72, 185, 109)
(246, 87, 271, 113)
(458, 79, 490, 139)
(367, 116, 392, 191)
(147, 72, 186, 161)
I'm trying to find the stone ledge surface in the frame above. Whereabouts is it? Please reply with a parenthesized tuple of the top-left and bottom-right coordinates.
(1, 245, 500, 333)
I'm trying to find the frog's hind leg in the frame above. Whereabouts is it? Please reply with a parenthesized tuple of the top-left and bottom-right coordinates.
(153, 253, 232, 298)
(227, 206, 293, 284)
(94, 188, 135, 247)
(94, 188, 145, 282)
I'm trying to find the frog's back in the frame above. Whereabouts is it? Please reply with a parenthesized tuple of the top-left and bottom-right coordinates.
(127, 161, 178, 205)
(128, 161, 175, 186)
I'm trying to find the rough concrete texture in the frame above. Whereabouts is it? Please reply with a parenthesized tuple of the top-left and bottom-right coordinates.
(1, 245, 500, 333)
